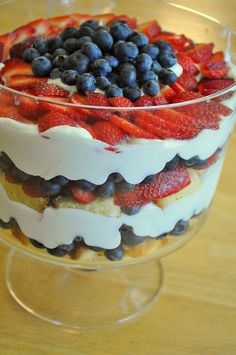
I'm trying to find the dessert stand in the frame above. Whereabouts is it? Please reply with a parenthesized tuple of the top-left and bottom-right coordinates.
(0, 0, 236, 329)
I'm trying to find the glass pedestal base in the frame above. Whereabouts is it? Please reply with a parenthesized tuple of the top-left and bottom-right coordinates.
(5, 249, 163, 329)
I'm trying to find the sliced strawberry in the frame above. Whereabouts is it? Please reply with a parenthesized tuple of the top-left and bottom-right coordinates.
(31, 82, 68, 97)
(153, 96, 169, 105)
(5, 169, 21, 184)
(171, 91, 203, 103)
(152, 34, 194, 52)
(0, 88, 14, 105)
(38, 112, 77, 132)
(176, 52, 199, 75)
(160, 85, 176, 101)
(70, 183, 96, 204)
(187, 43, 214, 63)
(134, 110, 199, 140)
(114, 164, 190, 207)
(39, 96, 86, 120)
(7, 75, 47, 90)
(93, 13, 114, 24)
(47, 15, 76, 28)
(110, 114, 155, 139)
(194, 153, 218, 170)
(0, 104, 31, 123)
(171, 82, 185, 94)
(106, 15, 137, 29)
(70, 92, 92, 118)
(71, 14, 93, 26)
(0, 42, 3, 62)
(1, 58, 33, 83)
(208, 51, 225, 63)
(74, 119, 95, 137)
(134, 95, 154, 107)
(22, 179, 47, 198)
(86, 92, 111, 119)
(198, 78, 235, 96)
(18, 90, 45, 120)
(200, 61, 229, 79)
(109, 96, 133, 119)
(93, 121, 126, 145)
(26, 19, 51, 36)
(139, 20, 161, 40)
(10, 36, 39, 58)
(177, 71, 198, 91)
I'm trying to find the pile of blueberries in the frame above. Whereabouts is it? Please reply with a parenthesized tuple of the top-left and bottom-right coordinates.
(22, 19, 178, 101)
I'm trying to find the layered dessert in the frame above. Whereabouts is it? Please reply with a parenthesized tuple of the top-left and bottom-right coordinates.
(0, 13, 235, 263)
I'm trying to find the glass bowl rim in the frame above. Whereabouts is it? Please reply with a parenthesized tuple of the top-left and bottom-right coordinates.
(0, 0, 236, 111)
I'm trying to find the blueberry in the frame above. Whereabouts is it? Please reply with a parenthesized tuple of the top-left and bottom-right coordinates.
(121, 207, 141, 215)
(67, 52, 89, 73)
(115, 42, 139, 63)
(74, 236, 83, 243)
(81, 42, 102, 61)
(119, 63, 137, 87)
(158, 69, 177, 85)
(142, 175, 155, 184)
(105, 84, 123, 98)
(180, 156, 198, 167)
(76, 179, 96, 192)
(91, 59, 112, 77)
(96, 76, 111, 90)
(153, 39, 173, 52)
(53, 54, 68, 69)
(170, 220, 189, 236)
(94, 29, 113, 51)
(104, 246, 124, 261)
(81, 20, 100, 31)
(32, 38, 48, 55)
(128, 32, 149, 47)
(116, 181, 135, 192)
(191, 158, 209, 169)
(103, 55, 119, 68)
(63, 38, 80, 54)
(141, 44, 160, 59)
(60, 26, 79, 40)
(76, 73, 96, 94)
(52, 48, 67, 58)
(123, 86, 141, 102)
(97, 181, 115, 197)
(108, 173, 123, 184)
(49, 68, 63, 79)
(30, 239, 45, 249)
(89, 246, 105, 252)
(11, 166, 30, 182)
(158, 51, 177, 68)
(0, 218, 16, 229)
(136, 53, 153, 72)
(61, 69, 78, 85)
(139, 70, 156, 84)
(44, 52, 53, 61)
(47, 36, 64, 53)
(22, 47, 40, 62)
(163, 155, 179, 172)
(0, 153, 13, 170)
(76, 36, 93, 49)
(143, 80, 160, 96)
(77, 26, 95, 39)
(107, 72, 120, 85)
(120, 224, 145, 245)
(47, 247, 68, 257)
(32, 56, 52, 77)
(51, 175, 69, 186)
(151, 60, 162, 74)
(40, 181, 61, 196)
(110, 21, 132, 41)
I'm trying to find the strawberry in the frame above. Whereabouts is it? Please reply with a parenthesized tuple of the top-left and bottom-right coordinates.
(0, 104, 31, 123)
(0, 88, 14, 105)
(39, 97, 86, 120)
(31, 82, 68, 97)
(93, 13, 115, 25)
(70, 183, 96, 204)
(106, 15, 137, 29)
(93, 121, 126, 145)
(5, 170, 21, 184)
(75, 119, 95, 137)
(187, 43, 214, 63)
(0, 33, 19, 61)
(198, 78, 235, 96)
(177, 71, 197, 91)
(47, 15, 76, 28)
(109, 96, 133, 119)
(153, 96, 169, 105)
(114, 164, 190, 207)
(176, 52, 199, 75)
(0, 42, 3, 62)
(160, 85, 176, 101)
(134, 95, 154, 106)
(152, 34, 194, 52)
(38, 112, 77, 132)
(10, 36, 39, 58)
(0, 58, 33, 82)
(110, 114, 156, 139)
(208, 51, 225, 63)
(134, 110, 199, 139)
(86, 92, 111, 119)
(171, 82, 185, 94)
(26, 19, 51, 36)
(18, 90, 45, 120)
(22, 179, 47, 198)
(171, 91, 203, 103)
(139, 20, 161, 40)
(194, 153, 218, 170)
(6, 75, 47, 90)
(70, 92, 93, 118)
(200, 61, 229, 79)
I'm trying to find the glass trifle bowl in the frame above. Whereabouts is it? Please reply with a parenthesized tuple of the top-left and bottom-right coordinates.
(0, 0, 235, 328)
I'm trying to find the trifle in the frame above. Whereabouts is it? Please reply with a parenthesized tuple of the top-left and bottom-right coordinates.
(0, 9, 235, 266)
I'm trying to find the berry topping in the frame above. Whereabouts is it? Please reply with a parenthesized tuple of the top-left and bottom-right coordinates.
(91, 59, 112, 77)
(158, 69, 177, 85)
(93, 121, 126, 145)
(94, 29, 114, 51)
(38, 112, 76, 132)
(76, 73, 96, 94)
(22, 47, 40, 62)
(81, 42, 102, 61)
(110, 21, 133, 41)
(70, 183, 96, 204)
(32, 56, 52, 77)
(142, 80, 160, 96)
(105, 84, 123, 98)
(31, 82, 68, 97)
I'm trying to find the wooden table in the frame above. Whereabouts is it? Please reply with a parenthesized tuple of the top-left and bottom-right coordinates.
(0, 1, 236, 354)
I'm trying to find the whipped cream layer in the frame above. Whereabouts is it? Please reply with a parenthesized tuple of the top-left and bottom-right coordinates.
(0, 158, 224, 249)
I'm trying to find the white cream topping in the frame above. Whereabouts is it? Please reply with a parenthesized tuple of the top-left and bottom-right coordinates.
(0, 158, 224, 249)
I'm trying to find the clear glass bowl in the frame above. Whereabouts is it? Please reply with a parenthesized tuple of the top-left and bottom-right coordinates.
(0, 0, 235, 328)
